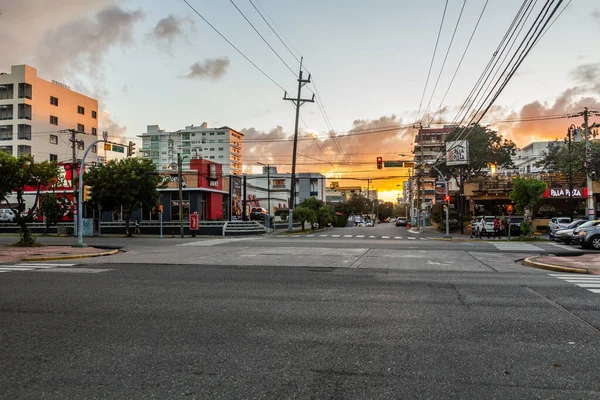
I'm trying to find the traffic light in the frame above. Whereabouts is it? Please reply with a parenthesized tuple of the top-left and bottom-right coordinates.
(377, 157, 383, 170)
(83, 185, 92, 202)
(507, 204, 513, 214)
(158, 205, 163, 214)
(128, 141, 136, 157)
(445, 195, 450, 204)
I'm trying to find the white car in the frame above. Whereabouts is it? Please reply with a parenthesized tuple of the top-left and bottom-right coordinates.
(0, 209, 16, 222)
(549, 217, 571, 231)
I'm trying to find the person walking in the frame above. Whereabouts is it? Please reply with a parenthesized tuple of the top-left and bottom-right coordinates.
(134, 218, 141, 236)
(493, 216, 501, 239)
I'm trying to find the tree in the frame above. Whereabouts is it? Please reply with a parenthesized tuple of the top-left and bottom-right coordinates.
(292, 206, 315, 231)
(39, 193, 72, 235)
(0, 152, 60, 245)
(377, 202, 394, 221)
(509, 177, 546, 237)
(393, 203, 409, 218)
(435, 124, 517, 232)
(317, 204, 335, 228)
(83, 158, 163, 236)
(536, 139, 600, 177)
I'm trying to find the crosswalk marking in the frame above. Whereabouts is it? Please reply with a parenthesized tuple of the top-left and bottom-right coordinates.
(369, 236, 375, 238)
(489, 242, 544, 252)
(356, 235, 365, 238)
(319, 235, 328, 237)
(344, 235, 353, 238)
(305, 235, 315, 237)
(331, 235, 340, 238)
(408, 237, 416, 240)
(288, 234, 439, 241)
(382, 236, 390, 239)
(549, 274, 600, 294)
(0, 263, 77, 273)
(549, 243, 583, 252)
(395, 236, 402, 239)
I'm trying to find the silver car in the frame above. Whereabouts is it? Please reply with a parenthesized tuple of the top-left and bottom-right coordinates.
(0, 209, 16, 222)
(553, 220, 586, 244)
(572, 220, 600, 245)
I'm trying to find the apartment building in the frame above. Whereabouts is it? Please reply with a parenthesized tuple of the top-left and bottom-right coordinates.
(139, 123, 243, 175)
(0, 65, 99, 164)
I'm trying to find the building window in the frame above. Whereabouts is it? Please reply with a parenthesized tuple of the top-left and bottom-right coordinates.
(49, 154, 58, 162)
(0, 105, 13, 120)
(0, 84, 14, 100)
(209, 156, 215, 159)
(18, 83, 32, 99)
(77, 141, 84, 150)
(18, 124, 31, 140)
(91, 145, 97, 153)
(0, 145, 13, 154)
(0, 125, 12, 140)
(50, 115, 58, 125)
(18, 104, 32, 120)
(217, 131, 225, 135)
(77, 105, 85, 115)
(218, 155, 224, 159)
(50, 96, 59, 106)
(92, 127, 97, 136)
(77, 123, 84, 133)
(209, 148, 215, 151)
(92, 110, 97, 119)
(218, 147, 224, 151)
(17, 145, 31, 156)
(49, 134, 58, 145)
(209, 140, 215, 143)
(210, 132, 214, 136)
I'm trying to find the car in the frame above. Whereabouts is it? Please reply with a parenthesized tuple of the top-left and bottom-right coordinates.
(549, 217, 572, 231)
(552, 220, 586, 244)
(249, 207, 268, 220)
(572, 220, 600, 245)
(396, 217, 407, 227)
(0, 209, 16, 222)
(579, 222, 600, 249)
(471, 216, 496, 237)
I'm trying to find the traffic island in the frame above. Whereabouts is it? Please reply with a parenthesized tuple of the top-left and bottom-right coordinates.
(523, 254, 600, 275)
(0, 245, 119, 263)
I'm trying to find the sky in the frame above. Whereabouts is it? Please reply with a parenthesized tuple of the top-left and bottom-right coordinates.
(2, 0, 600, 202)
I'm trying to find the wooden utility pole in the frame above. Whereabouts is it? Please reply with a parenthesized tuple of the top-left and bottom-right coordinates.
(283, 57, 314, 232)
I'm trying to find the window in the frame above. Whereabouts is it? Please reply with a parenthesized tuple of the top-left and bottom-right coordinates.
(50, 96, 58, 106)
(18, 104, 31, 120)
(18, 83, 32, 99)
(91, 110, 97, 119)
(209, 140, 215, 143)
(0, 146, 13, 154)
(0, 105, 13, 120)
(17, 145, 31, 156)
(50, 115, 58, 125)
(92, 127, 97, 136)
(91, 145, 97, 153)
(77, 141, 84, 150)
(210, 132, 214, 136)
(209, 156, 215, 159)
(218, 155, 224, 159)
(209, 148, 215, 151)
(0, 125, 12, 140)
(49, 154, 58, 162)
(77, 123, 84, 133)
(18, 124, 31, 140)
(77, 106, 85, 115)
(218, 139, 224, 143)
(0, 84, 14, 100)
(191, 133, 195, 137)
(202, 132, 206, 136)
(218, 147, 224, 151)
(217, 131, 225, 135)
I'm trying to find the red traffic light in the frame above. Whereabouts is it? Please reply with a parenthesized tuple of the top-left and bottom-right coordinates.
(376, 157, 383, 170)
(445, 195, 450, 203)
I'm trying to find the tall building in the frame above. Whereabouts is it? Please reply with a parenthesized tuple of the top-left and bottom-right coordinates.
(413, 125, 456, 208)
(139, 123, 243, 175)
(0, 65, 99, 164)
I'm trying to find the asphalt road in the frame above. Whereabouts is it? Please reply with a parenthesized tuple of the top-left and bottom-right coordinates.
(2, 258, 600, 398)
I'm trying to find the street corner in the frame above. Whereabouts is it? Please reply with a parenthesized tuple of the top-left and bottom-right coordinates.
(523, 255, 590, 274)
(0, 245, 119, 263)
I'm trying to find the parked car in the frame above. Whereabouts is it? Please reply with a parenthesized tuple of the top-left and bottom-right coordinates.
(396, 217, 407, 227)
(552, 220, 586, 243)
(471, 216, 496, 237)
(0, 209, 16, 222)
(549, 217, 572, 231)
(578, 223, 600, 249)
(572, 220, 600, 245)
(249, 207, 268, 220)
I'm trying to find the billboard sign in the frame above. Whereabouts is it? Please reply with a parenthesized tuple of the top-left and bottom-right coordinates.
(446, 140, 469, 166)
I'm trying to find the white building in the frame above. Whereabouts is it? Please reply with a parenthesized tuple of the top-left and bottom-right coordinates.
(139, 123, 243, 175)
(511, 141, 554, 174)
(0, 65, 99, 164)
(245, 167, 326, 215)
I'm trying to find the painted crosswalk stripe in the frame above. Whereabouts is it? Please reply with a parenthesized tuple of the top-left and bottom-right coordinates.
(395, 236, 402, 239)
(369, 236, 375, 238)
(549, 274, 600, 294)
(588, 289, 600, 293)
(344, 235, 353, 238)
(490, 242, 545, 251)
(331, 235, 340, 238)
(574, 283, 600, 288)
(382, 236, 390, 239)
(356, 235, 365, 238)
(549, 243, 583, 252)
(305, 235, 315, 237)
(319, 235, 328, 237)
(408, 237, 416, 240)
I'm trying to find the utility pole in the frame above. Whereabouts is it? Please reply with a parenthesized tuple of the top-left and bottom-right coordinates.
(415, 124, 424, 231)
(568, 125, 575, 220)
(68, 129, 84, 236)
(178, 153, 184, 237)
(283, 57, 314, 232)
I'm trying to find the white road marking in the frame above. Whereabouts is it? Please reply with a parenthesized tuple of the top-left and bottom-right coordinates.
(588, 289, 600, 293)
(382, 236, 390, 239)
(408, 237, 416, 240)
(575, 283, 600, 288)
(549, 243, 583, 252)
(40, 268, 112, 274)
(549, 274, 600, 294)
(331, 235, 340, 238)
(0, 263, 78, 273)
(305, 235, 315, 237)
(395, 236, 402, 239)
(489, 242, 545, 251)
(319, 235, 328, 237)
(344, 235, 353, 238)
(178, 237, 261, 246)
(356, 235, 365, 238)
(369, 236, 375, 238)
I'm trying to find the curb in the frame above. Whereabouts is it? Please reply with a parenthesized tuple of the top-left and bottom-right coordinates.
(22, 248, 119, 262)
(523, 256, 588, 274)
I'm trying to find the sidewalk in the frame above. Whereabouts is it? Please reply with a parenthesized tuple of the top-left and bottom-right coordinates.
(0, 245, 118, 263)
(524, 254, 600, 275)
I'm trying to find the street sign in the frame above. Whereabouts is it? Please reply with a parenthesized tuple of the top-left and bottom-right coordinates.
(104, 143, 111, 151)
(383, 161, 404, 168)
(189, 212, 199, 230)
(112, 145, 125, 153)
(403, 162, 415, 168)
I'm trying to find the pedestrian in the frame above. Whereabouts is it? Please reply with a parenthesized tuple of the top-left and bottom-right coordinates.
(479, 216, 486, 238)
(134, 218, 141, 236)
(494, 216, 501, 239)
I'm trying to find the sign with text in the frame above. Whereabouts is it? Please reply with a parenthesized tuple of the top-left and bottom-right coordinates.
(544, 188, 585, 198)
(112, 145, 125, 153)
(384, 160, 404, 168)
(104, 143, 112, 151)
(446, 140, 469, 166)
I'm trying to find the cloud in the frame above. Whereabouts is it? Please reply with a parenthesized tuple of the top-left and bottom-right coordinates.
(151, 14, 194, 44)
(185, 58, 230, 80)
(570, 63, 600, 84)
(100, 110, 127, 141)
(592, 10, 600, 21)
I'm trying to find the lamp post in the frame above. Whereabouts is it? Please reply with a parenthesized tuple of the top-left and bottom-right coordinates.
(257, 162, 271, 218)
(427, 162, 451, 239)
(568, 124, 576, 220)
(177, 153, 190, 238)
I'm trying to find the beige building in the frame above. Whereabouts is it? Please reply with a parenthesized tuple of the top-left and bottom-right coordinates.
(0, 65, 99, 164)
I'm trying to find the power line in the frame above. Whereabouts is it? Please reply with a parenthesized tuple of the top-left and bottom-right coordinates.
(416, 0, 449, 123)
(181, 0, 288, 92)
(228, 0, 297, 76)
(423, 0, 467, 121)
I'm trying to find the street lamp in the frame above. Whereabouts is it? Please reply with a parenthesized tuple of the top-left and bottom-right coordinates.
(568, 124, 576, 220)
(177, 153, 190, 238)
(257, 162, 271, 220)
